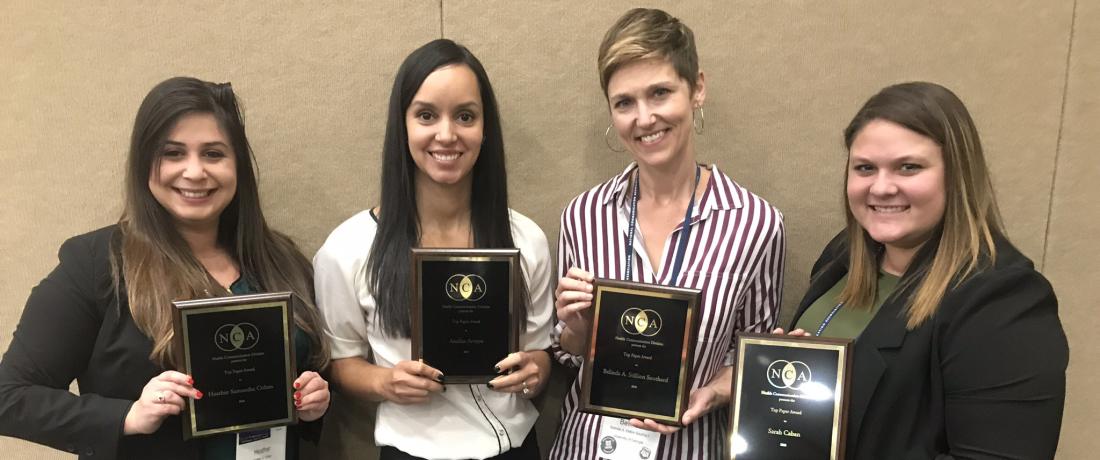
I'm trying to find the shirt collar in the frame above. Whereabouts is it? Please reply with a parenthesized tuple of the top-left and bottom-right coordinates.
(604, 163, 743, 220)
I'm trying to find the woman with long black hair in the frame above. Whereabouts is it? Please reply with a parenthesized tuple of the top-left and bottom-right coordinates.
(313, 39, 553, 460)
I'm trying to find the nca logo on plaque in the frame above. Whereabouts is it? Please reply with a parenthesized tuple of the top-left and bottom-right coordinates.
(619, 308, 662, 337)
(214, 323, 260, 352)
(445, 274, 487, 302)
(766, 360, 811, 390)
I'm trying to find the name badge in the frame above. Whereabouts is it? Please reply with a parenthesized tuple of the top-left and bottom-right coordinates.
(235, 426, 287, 460)
(596, 417, 661, 460)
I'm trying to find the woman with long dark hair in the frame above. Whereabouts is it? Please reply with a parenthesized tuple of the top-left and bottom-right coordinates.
(313, 39, 553, 460)
(782, 82, 1067, 458)
(0, 77, 331, 459)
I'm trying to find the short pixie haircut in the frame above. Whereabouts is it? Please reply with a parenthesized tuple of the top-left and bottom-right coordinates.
(597, 8, 699, 96)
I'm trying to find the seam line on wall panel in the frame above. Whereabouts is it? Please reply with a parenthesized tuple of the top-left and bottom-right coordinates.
(1041, 0, 1077, 271)
(440, 0, 445, 38)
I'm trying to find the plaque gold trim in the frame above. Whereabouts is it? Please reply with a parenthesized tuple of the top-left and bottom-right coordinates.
(579, 278, 701, 425)
(172, 291, 297, 439)
(729, 332, 852, 460)
(410, 248, 522, 384)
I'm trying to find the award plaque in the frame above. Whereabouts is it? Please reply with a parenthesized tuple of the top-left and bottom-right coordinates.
(579, 278, 700, 425)
(728, 332, 852, 460)
(411, 248, 521, 384)
(171, 292, 297, 439)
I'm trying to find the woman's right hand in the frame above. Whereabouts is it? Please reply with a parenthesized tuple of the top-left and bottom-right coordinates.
(381, 360, 444, 405)
(771, 327, 813, 337)
(123, 371, 200, 435)
(555, 267, 595, 337)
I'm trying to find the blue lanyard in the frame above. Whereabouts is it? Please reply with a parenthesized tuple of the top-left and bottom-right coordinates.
(624, 165, 701, 283)
(815, 302, 844, 336)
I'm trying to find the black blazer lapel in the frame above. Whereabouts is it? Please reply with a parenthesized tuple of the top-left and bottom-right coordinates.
(845, 294, 908, 457)
(790, 232, 911, 458)
(790, 257, 847, 329)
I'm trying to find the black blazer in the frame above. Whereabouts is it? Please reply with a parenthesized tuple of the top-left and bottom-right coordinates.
(0, 226, 319, 459)
(791, 233, 1068, 460)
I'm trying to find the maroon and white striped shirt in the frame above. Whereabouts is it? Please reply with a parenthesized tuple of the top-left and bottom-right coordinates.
(549, 163, 785, 459)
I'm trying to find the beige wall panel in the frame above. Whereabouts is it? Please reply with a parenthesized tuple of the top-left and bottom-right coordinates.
(445, 0, 1070, 326)
(0, 1, 439, 458)
(447, 1, 1076, 457)
(2, 0, 1088, 458)
(1045, 0, 1100, 457)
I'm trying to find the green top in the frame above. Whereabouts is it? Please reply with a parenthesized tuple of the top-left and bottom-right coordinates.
(794, 271, 901, 339)
(203, 277, 312, 460)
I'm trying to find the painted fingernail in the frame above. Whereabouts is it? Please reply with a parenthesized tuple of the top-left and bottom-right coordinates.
(187, 376, 194, 385)
(436, 375, 445, 384)
(195, 391, 203, 399)
(294, 392, 301, 400)
(494, 365, 502, 373)
(486, 382, 494, 389)
(295, 400, 301, 407)
(294, 382, 301, 389)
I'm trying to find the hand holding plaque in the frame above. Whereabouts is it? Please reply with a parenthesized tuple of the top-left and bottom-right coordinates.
(728, 332, 852, 460)
(411, 249, 522, 384)
(579, 279, 701, 425)
(171, 292, 298, 439)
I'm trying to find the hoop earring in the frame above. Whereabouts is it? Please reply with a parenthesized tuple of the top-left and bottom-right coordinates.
(604, 124, 625, 152)
(693, 106, 705, 135)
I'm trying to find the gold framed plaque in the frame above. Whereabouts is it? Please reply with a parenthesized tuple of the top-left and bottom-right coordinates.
(171, 292, 298, 439)
(729, 332, 852, 460)
(410, 248, 522, 384)
(579, 278, 701, 425)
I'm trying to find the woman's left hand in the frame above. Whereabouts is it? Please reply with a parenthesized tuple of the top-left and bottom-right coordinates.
(628, 385, 720, 434)
(629, 366, 733, 434)
(487, 350, 550, 399)
(293, 371, 330, 422)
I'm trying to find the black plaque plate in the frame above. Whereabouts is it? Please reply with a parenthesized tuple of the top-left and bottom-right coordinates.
(172, 292, 297, 439)
(579, 278, 700, 425)
(411, 248, 521, 384)
(729, 332, 852, 460)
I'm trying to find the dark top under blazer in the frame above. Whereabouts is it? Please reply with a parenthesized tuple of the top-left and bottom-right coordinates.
(790, 232, 1068, 460)
(0, 225, 319, 459)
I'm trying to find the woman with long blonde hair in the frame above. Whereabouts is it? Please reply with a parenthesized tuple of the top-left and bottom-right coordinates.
(785, 81, 1067, 458)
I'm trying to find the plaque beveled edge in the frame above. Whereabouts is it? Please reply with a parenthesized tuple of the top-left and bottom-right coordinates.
(727, 331, 852, 460)
(410, 248, 522, 384)
(171, 291, 298, 440)
(578, 278, 701, 426)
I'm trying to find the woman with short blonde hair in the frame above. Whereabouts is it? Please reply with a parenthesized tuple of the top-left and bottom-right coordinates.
(551, 8, 785, 459)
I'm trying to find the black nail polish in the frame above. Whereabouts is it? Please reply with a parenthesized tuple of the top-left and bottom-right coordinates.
(436, 375, 445, 384)
(486, 382, 494, 389)
(494, 365, 501, 373)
